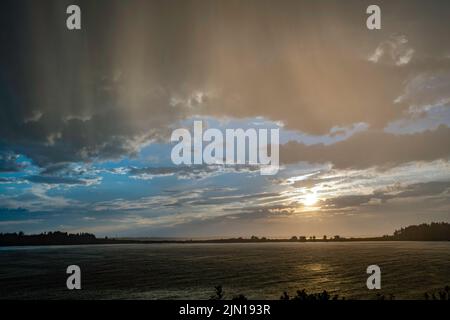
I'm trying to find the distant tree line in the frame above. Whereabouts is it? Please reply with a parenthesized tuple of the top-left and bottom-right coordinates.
(250, 222, 450, 242)
(1, 222, 449, 246)
(390, 222, 450, 241)
(0, 231, 99, 246)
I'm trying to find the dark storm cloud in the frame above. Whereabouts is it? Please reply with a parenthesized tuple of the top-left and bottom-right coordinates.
(0, 0, 191, 168)
(280, 125, 450, 169)
(0, 0, 449, 170)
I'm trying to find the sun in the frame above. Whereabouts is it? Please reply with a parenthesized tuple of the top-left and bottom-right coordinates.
(303, 193, 318, 206)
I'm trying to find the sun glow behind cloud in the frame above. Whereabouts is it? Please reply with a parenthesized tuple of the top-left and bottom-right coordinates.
(303, 192, 319, 207)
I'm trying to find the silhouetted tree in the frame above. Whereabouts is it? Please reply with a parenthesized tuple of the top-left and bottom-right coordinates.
(392, 222, 450, 241)
(280, 292, 290, 300)
(232, 294, 248, 301)
(210, 285, 225, 300)
(280, 289, 340, 301)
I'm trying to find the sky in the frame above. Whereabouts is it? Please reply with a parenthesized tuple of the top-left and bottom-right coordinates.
(0, 0, 449, 238)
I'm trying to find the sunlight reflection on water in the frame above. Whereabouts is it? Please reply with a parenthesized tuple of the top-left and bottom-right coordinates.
(0, 242, 449, 300)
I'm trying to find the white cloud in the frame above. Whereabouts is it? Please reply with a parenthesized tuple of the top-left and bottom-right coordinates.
(368, 35, 414, 66)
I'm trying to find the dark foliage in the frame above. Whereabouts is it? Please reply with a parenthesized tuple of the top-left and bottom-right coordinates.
(424, 286, 450, 300)
(210, 285, 225, 300)
(280, 289, 340, 301)
(0, 231, 98, 246)
(391, 222, 450, 241)
(232, 294, 248, 301)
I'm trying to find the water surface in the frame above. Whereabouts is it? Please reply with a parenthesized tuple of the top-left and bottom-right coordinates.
(1, 242, 449, 299)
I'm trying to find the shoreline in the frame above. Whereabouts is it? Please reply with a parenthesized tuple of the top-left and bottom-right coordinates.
(1, 238, 450, 247)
